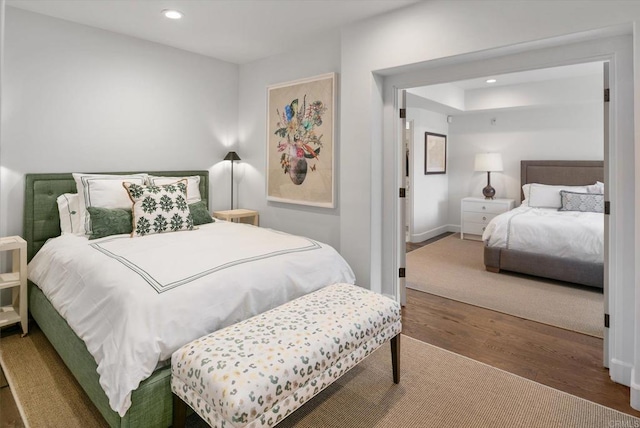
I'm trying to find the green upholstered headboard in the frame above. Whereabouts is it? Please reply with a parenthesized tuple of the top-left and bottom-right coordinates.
(24, 171, 209, 261)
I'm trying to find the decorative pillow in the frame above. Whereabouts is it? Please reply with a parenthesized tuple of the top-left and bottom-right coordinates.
(189, 200, 214, 226)
(73, 173, 147, 235)
(527, 183, 589, 209)
(147, 175, 202, 204)
(123, 180, 194, 237)
(87, 207, 133, 240)
(559, 191, 604, 213)
(56, 193, 82, 235)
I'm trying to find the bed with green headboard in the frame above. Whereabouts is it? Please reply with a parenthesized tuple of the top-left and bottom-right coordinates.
(23, 169, 355, 428)
(24, 171, 209, 427)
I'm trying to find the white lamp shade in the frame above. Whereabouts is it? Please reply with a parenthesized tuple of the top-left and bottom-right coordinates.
(474, 153, 503, 172)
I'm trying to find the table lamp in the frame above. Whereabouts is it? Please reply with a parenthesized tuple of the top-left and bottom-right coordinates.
(474, 153, 503, 199)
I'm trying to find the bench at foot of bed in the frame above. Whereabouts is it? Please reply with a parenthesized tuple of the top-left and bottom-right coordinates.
(171, 283, 402, 428)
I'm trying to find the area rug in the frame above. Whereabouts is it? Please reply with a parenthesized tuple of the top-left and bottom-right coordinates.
(406, 234, 603, 337)
(1, 327, 636, 427)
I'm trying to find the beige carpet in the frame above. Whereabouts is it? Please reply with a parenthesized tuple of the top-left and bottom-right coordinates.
(407, 234, 604, 338)
(1, 327, 637, 427)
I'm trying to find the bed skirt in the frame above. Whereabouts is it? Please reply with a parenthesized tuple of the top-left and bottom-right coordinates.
(483, 246, 603, 289)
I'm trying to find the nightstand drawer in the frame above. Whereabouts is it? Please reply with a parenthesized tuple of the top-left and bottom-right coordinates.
(462, 201, 508, 214)
(462, 211, 496, 224)
(463, 222, 489, 236)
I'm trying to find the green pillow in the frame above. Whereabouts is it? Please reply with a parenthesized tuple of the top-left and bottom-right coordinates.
(87, 207, 133, 240)
(189, 201, 214, 226)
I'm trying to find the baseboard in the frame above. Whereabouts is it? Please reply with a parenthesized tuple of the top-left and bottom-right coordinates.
(410, 224, 459, 243)
(609, 358, 633, 387)
(630, 369, 640, 410)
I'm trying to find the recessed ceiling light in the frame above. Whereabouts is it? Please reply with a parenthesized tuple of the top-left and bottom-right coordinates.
(486, 79, 497, 83)
(162, 9, 183, 20)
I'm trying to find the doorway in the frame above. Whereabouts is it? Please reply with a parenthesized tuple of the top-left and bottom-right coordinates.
(400, 57, 610, 366)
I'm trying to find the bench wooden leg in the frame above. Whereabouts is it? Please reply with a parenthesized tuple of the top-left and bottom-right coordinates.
(173, 393, 187, 428)
(390, 334, 400, 384)
(485, 266, 500, 273)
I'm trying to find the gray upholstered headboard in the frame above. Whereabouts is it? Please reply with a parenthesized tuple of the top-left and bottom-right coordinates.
(24, 171, 209, 261)
(520, 160, 604, 201)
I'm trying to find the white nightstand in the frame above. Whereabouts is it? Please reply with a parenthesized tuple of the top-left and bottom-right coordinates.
(461, 197, 514, 240)
(212, 209, 259, 226)
(0, 236, 28, 336)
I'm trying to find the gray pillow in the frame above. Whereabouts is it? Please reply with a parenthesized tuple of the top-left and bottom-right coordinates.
(558, 191, 604, 213)
(87, 207, 133, 239)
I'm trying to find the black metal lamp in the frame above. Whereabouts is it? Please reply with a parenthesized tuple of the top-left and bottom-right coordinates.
(224, 151, 241, 209)
(474, 153, 503, 199)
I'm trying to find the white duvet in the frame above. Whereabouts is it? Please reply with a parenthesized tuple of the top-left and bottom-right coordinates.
(28, 221, 355, 416)
(482, 205, 604, 263)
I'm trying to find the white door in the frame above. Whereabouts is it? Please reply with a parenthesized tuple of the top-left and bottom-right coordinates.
(404, 120, 414, 242)
(399, 90, 407, 306)
(603, 61, 610, 367)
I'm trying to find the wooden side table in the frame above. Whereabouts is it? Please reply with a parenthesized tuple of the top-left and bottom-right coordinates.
(212, 209, 259, 226)
(0, 236, 28, 336)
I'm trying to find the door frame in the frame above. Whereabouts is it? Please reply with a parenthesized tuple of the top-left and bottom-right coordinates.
(386, 43, 620, 370)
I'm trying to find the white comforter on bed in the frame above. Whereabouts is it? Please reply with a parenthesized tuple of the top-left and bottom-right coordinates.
(28, 221, 355, 416)
(482, 205, 604, 263)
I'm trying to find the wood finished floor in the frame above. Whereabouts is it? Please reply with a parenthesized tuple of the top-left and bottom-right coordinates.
(403, 234, 640, 417)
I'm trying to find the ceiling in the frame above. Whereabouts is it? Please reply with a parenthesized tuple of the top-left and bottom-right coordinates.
(450, 61, 604, 90)
(407, 61, 604, 114)
(7, 0, 419, 64)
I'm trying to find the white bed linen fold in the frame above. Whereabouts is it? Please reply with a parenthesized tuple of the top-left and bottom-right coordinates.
(482, 205, 603, 263)
(28, 222, 355, 416)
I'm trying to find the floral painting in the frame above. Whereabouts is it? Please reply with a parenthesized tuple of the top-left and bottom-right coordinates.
(267, 73, 335, 207)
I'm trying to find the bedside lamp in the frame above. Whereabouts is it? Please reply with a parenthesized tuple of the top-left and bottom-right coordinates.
(474, 153, 503, 199)
(224, 151, 241, 210)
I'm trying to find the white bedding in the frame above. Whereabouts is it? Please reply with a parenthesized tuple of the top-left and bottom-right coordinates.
(28, 221, 355, 416)
(482, 205, 604, 263)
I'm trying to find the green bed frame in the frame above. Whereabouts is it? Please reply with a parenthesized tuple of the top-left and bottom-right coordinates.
(24, 171, 209, 427)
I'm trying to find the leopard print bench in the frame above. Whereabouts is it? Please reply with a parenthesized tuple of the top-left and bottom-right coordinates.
(171, 283, 402, 427)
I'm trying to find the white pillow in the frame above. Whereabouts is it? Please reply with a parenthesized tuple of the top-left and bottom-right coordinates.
(527, 183, 589, 209)
(521, 184, 531, 206)
(147, 175, 202, 204)
(56, 193, 81, 235)
(587, 181, 604, 194)
(73, 173, 147, 235)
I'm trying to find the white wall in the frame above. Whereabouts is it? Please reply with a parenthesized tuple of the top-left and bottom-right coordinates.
(237, 33, 341, 250)
(0, 8, 239, 238)
(406, 93, 450, 242)
(407, 72, 603, 233)
(341, 0, 637, 402)
(448, 103, 603, 224)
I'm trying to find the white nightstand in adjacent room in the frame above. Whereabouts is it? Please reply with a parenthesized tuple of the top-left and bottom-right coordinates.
(461, 197, 514, 240)
(212, 209, 259, 226)
(0, 236, 28, 336)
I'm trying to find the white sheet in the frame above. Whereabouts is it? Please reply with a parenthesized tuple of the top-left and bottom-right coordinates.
(482, 205, 603, 263)
(28, 221, 355, 416)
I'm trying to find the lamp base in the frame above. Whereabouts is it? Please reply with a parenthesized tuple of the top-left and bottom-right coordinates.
(482, 184, 496, 199)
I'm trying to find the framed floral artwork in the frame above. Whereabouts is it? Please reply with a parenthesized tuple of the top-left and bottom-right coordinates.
(267, 73, 336, 208)
(424, 132, 447, 174)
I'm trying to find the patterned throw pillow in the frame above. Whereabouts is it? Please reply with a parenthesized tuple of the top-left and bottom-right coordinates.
(87, 207, 132, 240)
(189, 200, 214, 226)
(123, 180, 194, 237)
(558, 190, 604, 213)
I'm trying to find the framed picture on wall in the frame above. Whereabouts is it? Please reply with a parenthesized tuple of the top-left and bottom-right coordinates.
(424, 132, 447, 174)
(266, 73, 336, 208)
